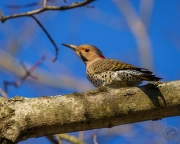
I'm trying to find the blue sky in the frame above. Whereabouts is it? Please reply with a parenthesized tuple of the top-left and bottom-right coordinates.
(0, 0, 180, 144)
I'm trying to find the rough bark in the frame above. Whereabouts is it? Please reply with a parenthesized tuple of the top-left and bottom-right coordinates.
(0, 80, 180, 144)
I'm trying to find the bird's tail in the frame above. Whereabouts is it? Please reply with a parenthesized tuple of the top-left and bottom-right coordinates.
(139, 74, 162, 81)
(135, 68, 162, 81)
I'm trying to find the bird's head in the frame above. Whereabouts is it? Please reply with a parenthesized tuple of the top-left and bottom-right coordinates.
(62, 44, 105, 67)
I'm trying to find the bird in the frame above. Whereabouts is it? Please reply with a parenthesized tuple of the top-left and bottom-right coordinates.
(62, 43, 161, 88)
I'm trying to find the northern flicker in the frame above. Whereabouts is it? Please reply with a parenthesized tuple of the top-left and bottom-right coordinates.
(62, 44, 161, 88)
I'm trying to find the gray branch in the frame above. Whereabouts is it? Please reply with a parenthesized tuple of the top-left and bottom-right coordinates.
(0, 0, 95, 22)
(0, 80, 180, 144)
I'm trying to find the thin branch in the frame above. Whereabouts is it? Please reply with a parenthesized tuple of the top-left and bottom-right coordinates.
(56, 135, 63, 144)
(19, 61, 37, 80)
(44, 0, 47, 7)
(79, 131, 84, 141)
(93, 134, 98, 144)
(23, 55, 46, 74)
(3, 55, 46, 93)
(0, 0, 95, 22)
(0, 49, 91, 91)
(139, 0, 154, 29)
(20, 61, 28, 72)
(46, 135, 59, 144)
(0, 10, 5, 20)
(92, 130, 99, 144)
(56, 134, 85, 144)
(114, 0, 153, 69)
(5, 0, 55, 9)
(31, 15, 59, 62)
(0, 88, 8, 99)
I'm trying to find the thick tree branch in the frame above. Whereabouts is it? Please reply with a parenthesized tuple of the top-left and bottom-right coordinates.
(0, 80, 180, 143)
(0, 0, 95, 22)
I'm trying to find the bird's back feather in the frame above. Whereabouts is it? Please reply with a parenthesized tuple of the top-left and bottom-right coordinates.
(88, 59, 161, 82)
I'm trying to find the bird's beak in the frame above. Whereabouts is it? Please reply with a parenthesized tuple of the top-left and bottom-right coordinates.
(62, 43, 78, 51)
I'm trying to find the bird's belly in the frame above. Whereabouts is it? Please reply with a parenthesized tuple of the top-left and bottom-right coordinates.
(86, 71, 142, 88)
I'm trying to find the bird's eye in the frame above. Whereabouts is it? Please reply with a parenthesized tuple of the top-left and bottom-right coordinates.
(85, 49, 89, 52)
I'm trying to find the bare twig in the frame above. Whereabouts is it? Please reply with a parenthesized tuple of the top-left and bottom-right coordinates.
(56, 134, 85, 144)
(31, 15, 59, 62)
(20, 61, 38, 80)
(0, 88, 8, 98)
(46, 135, 59, 144)
(56, 135, 63, 144)
(140, 0, 154, 29)
(0, 10, 5, 21)
(4, 55, 46, 93)
(44, 0, 47, 7)
(79, 131, 84, 140)
(92, 130, 99, 144)
(48, 133, 85, 144)
(0, 0, 95, 23)
(114, 0, 153, 69)
(20, 61, 29, 73)
(6, 0, 55, 9)
(0, 49, 92, 91)
(93, 134, 98, 144)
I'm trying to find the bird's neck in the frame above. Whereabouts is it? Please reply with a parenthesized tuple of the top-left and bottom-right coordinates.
(86, 57, 104, 68)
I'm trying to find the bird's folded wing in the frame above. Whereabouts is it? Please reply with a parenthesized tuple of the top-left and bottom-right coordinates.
(89, 59, 151, 74)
